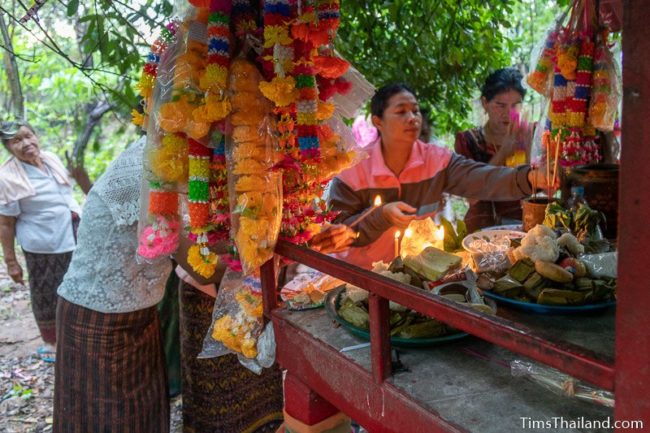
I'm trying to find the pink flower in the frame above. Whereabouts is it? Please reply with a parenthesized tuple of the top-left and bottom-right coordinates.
(352, 115, 378, 147)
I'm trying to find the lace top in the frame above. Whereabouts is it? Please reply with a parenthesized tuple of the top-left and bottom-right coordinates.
(58, 138, 171, 313)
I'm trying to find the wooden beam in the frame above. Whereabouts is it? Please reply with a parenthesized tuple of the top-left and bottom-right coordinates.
(615, 0, 650, 429)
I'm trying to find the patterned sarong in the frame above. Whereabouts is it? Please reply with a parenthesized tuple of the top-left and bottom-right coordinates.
(180, 283, 284, 433)
(23, 250, 73, 344)
(53, 298, 169, 433)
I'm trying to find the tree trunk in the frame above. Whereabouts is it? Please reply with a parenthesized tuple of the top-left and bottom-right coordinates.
(0, 13, 25, 119)
(72, 100, 112, 166)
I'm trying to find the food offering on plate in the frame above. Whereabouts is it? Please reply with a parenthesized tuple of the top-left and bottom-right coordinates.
(462, 229, 526, 274)
(281, 270, 343, 310)
(334, 248, 494, 341)
(476, 224, 617, 308)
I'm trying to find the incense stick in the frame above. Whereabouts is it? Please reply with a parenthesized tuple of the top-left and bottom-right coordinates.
(546, 135, 551, 200)
(532, 163, 538, 200)
(551, 134, 561, 200)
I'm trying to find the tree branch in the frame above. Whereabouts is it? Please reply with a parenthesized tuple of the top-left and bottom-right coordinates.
(0, 41, 38, 62)
(0, 12, 25, 119)
(72, 100, 113, 165)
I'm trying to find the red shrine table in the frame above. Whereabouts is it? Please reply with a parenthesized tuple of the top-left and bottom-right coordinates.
(261, 241, 618, 433)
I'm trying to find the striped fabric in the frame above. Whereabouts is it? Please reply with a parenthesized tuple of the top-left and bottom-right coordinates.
(23, 250, 73, 344)
(180, 283, 284, 433)
(53, 298, 169, 433)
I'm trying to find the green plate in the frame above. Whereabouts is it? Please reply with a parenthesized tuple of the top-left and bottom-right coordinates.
(324, 286, 469, 348)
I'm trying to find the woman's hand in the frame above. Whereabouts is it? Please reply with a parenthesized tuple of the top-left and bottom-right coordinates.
(310, 224, 357, 254)
(382, 202, 416, 229)
(6, 261, 23, 285)
(528, 166, 559, 193)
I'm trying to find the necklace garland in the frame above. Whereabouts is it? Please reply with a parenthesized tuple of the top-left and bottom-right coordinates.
(528, 0, 619, 169)
(136, 0, 360, 277)
(134, 20, 179, 128)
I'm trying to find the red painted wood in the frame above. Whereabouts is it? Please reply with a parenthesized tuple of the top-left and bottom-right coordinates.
(272, 312, 468, 433)
(260, 258, 277, 321)
(284, 373, 340, 424)
(274, 240, 614, 390)
(368, 293, 391, 383)
(615, 1, 650, 428)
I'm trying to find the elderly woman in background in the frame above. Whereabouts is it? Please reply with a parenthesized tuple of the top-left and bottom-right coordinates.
(455, 68, 533, 231)
(0, 121, 89, 354)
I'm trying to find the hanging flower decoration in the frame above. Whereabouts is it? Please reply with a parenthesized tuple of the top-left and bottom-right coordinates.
(134, 20, 179, 128)
(527, 1, 618, 168)
(136, 0, 359, 277)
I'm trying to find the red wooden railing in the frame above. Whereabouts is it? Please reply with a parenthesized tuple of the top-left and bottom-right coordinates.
(261, 239, 615, 390)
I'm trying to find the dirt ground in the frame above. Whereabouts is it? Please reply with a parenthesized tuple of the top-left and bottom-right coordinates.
(0, 253, 182, 433)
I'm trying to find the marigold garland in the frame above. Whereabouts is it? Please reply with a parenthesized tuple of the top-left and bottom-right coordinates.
(528, 2, 612, 170)
(135, 20, 179, 115)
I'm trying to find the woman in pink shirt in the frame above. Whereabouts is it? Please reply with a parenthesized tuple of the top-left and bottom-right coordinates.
(318, 83, 550, 269)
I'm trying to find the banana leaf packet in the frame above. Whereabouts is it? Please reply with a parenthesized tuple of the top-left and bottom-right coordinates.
(338, 296, 449, 338)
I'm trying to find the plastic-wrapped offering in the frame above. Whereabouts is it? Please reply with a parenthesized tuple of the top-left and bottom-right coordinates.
(199, 269, 275, 374)
(155, 18, 212, 141)
(580, 252, 617, 278)
(227, 57, 282, 275)
(589, 35, 621, 132)
(137, 18, 192, 263)
(527, 27, 560, 97)
(511, 359, 614, 408)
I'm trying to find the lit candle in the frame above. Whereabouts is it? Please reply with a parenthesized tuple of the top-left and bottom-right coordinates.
(349, 195, 382, 228)
(394, 230, 401, 258)
(400, 228, 413, 258)
(434, 225, 445, 250)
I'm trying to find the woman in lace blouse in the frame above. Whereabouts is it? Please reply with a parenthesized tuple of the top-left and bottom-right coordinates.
(53, 137, 173, 432)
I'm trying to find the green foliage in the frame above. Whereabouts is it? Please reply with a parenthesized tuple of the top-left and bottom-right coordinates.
(337, 0, 518, 134)
(0, 1, 173, 183)
(504, 0, 567, 119)
(1, 0, 569, 182)
(6, 383, 33, 400)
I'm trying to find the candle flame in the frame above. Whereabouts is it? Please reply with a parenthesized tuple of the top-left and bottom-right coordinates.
(373, 195, 382, 206)
(394, 230, 401, 239)
(404, 228, 413, 238)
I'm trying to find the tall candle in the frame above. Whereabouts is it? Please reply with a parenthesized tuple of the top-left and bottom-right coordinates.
(394, 230, 401, 258)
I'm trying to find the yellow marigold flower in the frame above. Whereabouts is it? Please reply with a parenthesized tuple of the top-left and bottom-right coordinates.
(137, 74, 155, 98)
(200, 64, 228, 91)
(186, 120, 210, 140)
(233, 158, 269, 175)
(187, 244, 218, 278)
(263, 26, 293, 48)
(232, 125, 262, 143)
(235, 175, 267, 193)
(259, 76, 299, 107)
(150, 134, 188, 182)
(316, 101, 335, 121)
(158, 99, 193, 133)
(297, 112, 318, 125)
(131, 109, 144, 127)
(235, 290, 264, 318)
